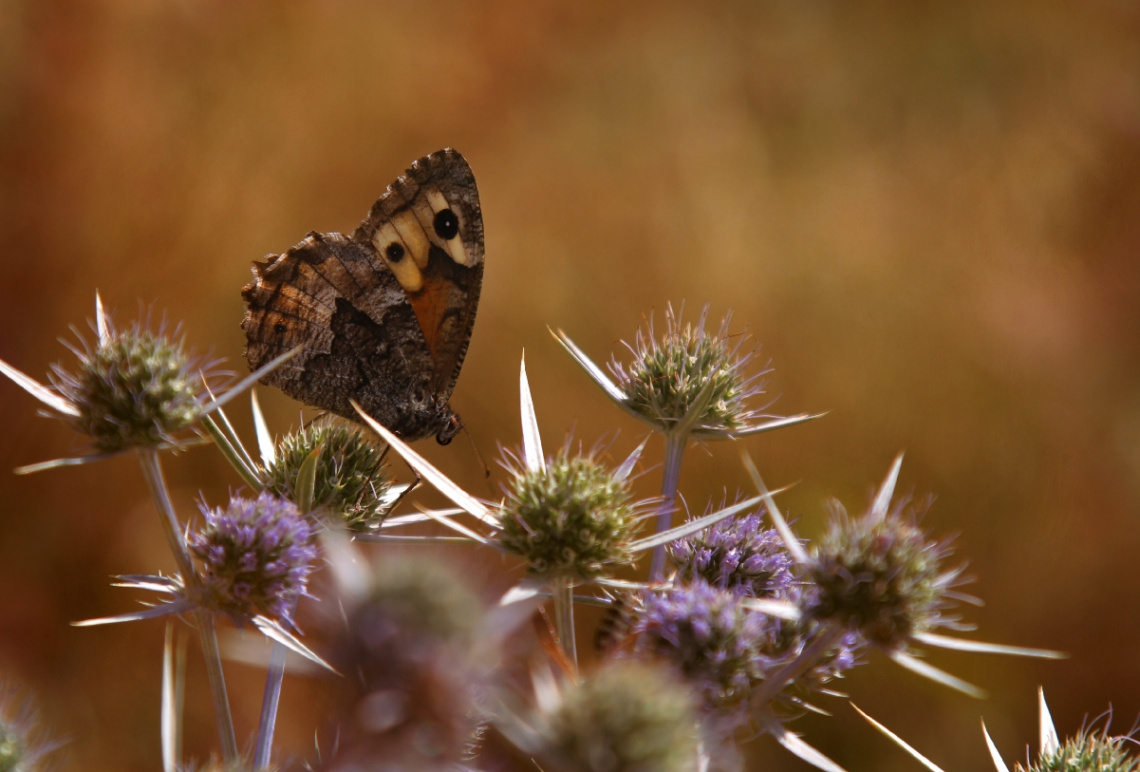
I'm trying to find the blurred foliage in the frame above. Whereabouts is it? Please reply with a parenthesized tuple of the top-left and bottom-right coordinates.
(0, 1, 1138, 771)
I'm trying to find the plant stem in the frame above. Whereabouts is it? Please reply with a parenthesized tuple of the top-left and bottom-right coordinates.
(137, 449, 239, 764)
(749, 626, 844, 709)
(649, 431, 687, 581)
(253, 641, 289, 770)
(552, 577, 578, 673)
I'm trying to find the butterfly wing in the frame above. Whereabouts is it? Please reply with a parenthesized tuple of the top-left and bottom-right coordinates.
(241, 149, 483, 443)
(352, 148, 484, 400)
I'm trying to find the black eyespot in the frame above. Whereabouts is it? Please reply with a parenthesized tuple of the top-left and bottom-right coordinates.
(273, 322, 287, 334)
(433, 208, 460, 240)
(385, 242, 405, 261)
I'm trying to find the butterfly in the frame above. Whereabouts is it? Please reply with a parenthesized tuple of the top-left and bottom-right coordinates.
(241, 149, 483, 444)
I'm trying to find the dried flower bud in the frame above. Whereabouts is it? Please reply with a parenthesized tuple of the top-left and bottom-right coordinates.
(188, 492, 317, 629)
(264, 420, 392, 532)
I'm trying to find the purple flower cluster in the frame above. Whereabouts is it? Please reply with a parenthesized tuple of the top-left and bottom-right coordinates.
(639, 513, 862, 719)
(188, 492, 317, 629)
(636, 580, 769, 709)
(669, 509, 793, 598)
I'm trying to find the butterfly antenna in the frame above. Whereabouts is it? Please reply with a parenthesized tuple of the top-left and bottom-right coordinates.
(459, 421, 492, 482)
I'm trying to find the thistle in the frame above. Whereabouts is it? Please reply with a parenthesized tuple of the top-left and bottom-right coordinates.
(188, 492, 318, 630)
(264, 419, 393, 532)
(669, 506, 795, 598)
(0, 293, 295, 472)
(519, 662, 701, 772)
(635, 580, 769, 710)
(804, 496, 960, 649)
(748, 454, 1063, 703)
(497, 445, 640, 583)
(1015, 727, 1139, 772)
(551, 304, 819, 579)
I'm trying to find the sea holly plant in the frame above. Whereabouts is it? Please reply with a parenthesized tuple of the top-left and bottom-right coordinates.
(854, 689, 1139, 772)
(355, 354, 769, 670)
(0, 294, 301, 765)
(0, 294, 1086, 772)
(552, 303, 823, 578)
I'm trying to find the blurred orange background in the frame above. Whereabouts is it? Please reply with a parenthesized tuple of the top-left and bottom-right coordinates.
(1, 1, 1139, 770)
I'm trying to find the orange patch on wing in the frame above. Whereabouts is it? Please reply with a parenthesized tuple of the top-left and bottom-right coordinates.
(406, 273, 450, 365)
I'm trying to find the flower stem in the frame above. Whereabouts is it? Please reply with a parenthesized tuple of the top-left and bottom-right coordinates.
(649, 431, 687, 581)
(137, 449, 239, 764)
(749, 626, 844, 709)
(253, 641, 289, 770)
(553, 577, 578, 673)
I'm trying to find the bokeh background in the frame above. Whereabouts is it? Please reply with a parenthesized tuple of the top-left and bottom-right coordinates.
(1, 1, 1138, 770)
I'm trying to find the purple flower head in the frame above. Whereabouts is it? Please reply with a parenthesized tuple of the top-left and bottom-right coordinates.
(669, 507, 794, 598)
(188, 492, 317, 629)
(634, 580, 771, 710)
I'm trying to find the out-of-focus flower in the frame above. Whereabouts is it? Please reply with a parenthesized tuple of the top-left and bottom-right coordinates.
(497, 661, 701, 772)
(317, 556, 490, 772)
(804, 494, 961, 650)
(0, 685, 60, 772)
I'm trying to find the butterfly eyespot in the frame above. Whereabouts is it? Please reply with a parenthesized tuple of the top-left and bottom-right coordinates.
(385, 242, 406, 262)
(273, 322, 287, 334)
(433, 209, 460, 240)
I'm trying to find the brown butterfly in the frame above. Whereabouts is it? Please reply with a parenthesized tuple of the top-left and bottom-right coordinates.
(241, 149, 483, 444)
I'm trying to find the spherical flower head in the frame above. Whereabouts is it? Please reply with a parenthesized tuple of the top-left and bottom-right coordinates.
(353, 557, 483, 651)
(51, 317, 211, 453)
(264, 420, 392, 532)
(324, 558, 487, 771)
(188, 492, 317, 628)
(1017, 726, 1139, 772)
(634, 580, 769, 709)
(497, 448, 638, 582)
(804, 500, 961, 649)
(608, 304, 766, 435)
(540, 662, 699, 772)
(669, 508, 794, 598)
